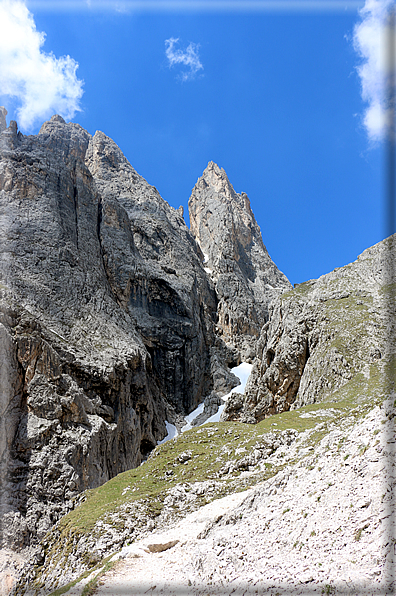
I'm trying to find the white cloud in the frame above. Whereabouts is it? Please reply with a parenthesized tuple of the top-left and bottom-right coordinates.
(353, 0, 396, 141)
(0, 0, 84, 131)
(165, 37, 203, 81)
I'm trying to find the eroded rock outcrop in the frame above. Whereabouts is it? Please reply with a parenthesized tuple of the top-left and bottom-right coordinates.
(0, 108, 7, 133)
(223, 236, 393, 422)
(188, 162, 291, 359)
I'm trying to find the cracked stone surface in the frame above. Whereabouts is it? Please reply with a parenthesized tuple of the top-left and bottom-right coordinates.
(223, 235, 394, 422)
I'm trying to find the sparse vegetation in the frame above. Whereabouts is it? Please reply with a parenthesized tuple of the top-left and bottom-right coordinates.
(47, 555, 115, 596)
(16, 234, 395, 595)
(354, 523, 369, 542)
(322, 584, 336, 595)
(80, 559, 116, 596)
(28, 366, 389, 596)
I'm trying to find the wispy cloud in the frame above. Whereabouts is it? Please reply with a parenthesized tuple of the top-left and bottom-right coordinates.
(165, 37, 203, 81)
(0, 0, 84, 131)
(353, 0, 395, 142)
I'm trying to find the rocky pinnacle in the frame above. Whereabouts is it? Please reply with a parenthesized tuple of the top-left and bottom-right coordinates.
(188, 161, 291, 360)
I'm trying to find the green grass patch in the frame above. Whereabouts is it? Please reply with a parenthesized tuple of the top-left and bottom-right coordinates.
(81, 559, 116, 596)
(56, 366, 385, 541)
(379, 282, 396, 299)
(281, 279, 315, 300)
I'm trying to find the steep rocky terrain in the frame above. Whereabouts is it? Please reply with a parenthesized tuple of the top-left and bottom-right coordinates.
(223, 235, 393, 422)
(62, 397, 395, 596)
(189, 161, 291, 359)
(85, 131, 221, 414)
(8, 235, 395, 596)
(0, 112, 240, 555)
(1, 108, 394, 596)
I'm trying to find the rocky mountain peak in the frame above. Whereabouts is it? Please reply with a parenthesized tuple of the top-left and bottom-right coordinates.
(1, 111, 394, 595)
(189, 162, 291, 359)
(0, 113, 220, 553)
(86, 130, 133, 179)
(191, 161, 256, 245)
(199, 161, 235, 196)
(37, 114, 91, 161)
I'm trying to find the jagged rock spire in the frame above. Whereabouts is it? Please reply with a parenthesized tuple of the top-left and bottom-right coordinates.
(189, 161, 291, 359)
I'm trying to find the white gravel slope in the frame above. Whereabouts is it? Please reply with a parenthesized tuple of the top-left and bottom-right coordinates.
(83, 400, 395, 596)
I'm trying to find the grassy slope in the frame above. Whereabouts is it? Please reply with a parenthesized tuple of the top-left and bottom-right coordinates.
(31, 357, 388, 596)
(57, 365, 384, 537)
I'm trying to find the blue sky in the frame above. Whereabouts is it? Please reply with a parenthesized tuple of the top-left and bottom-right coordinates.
(0, 0, 393, 284)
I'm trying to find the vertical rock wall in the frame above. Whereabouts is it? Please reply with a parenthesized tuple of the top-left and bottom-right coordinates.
(85, 131, 217, 414)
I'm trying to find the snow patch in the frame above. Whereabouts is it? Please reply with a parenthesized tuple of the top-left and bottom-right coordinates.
(157, 421, 178, 445)
(204, 362, 252, 424)
(226, 362, 253, 396)
(181, 402, 205, 433)
(182, 362, 253, 430)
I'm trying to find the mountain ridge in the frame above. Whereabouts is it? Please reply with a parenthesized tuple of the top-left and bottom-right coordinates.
(0, 110, 289, 563)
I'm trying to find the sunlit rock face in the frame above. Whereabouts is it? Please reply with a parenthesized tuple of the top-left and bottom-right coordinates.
(222, 235, 393, 423)
(0, 113, 218, 549)
(189, 161, 291, 360)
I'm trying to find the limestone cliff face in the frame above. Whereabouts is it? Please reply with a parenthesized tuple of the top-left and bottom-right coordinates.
(223, 235, 393, 422)
(0, 114, 217, 549)
(85, 131, 217, 415)
(188, 162, 291, 359)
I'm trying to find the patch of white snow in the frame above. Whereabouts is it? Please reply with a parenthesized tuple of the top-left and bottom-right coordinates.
(204, 362, 252, 424)
(181, 362, 252, 430)
(181, 402, 205, 432)
(157, 421, 178, 445)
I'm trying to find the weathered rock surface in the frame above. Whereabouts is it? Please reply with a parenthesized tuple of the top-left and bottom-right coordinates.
(85, 131, 220, 414)
(91, 400, 394, 596)
(0, 108, 7, 133)
(3, 107, 394, 596)
(0, 113, 225, 552)
(18, 396, 394, 595)
(189, 391, 224, 427)
(189, 161, 291, 359)
(223, 235, 393, 422)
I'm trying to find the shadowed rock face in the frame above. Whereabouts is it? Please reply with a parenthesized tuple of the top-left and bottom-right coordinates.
(85, 131, 218, 415)
(0, 115, 217, 549)
(188, 162, 291, 360)
(222, 236, 393, 423)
